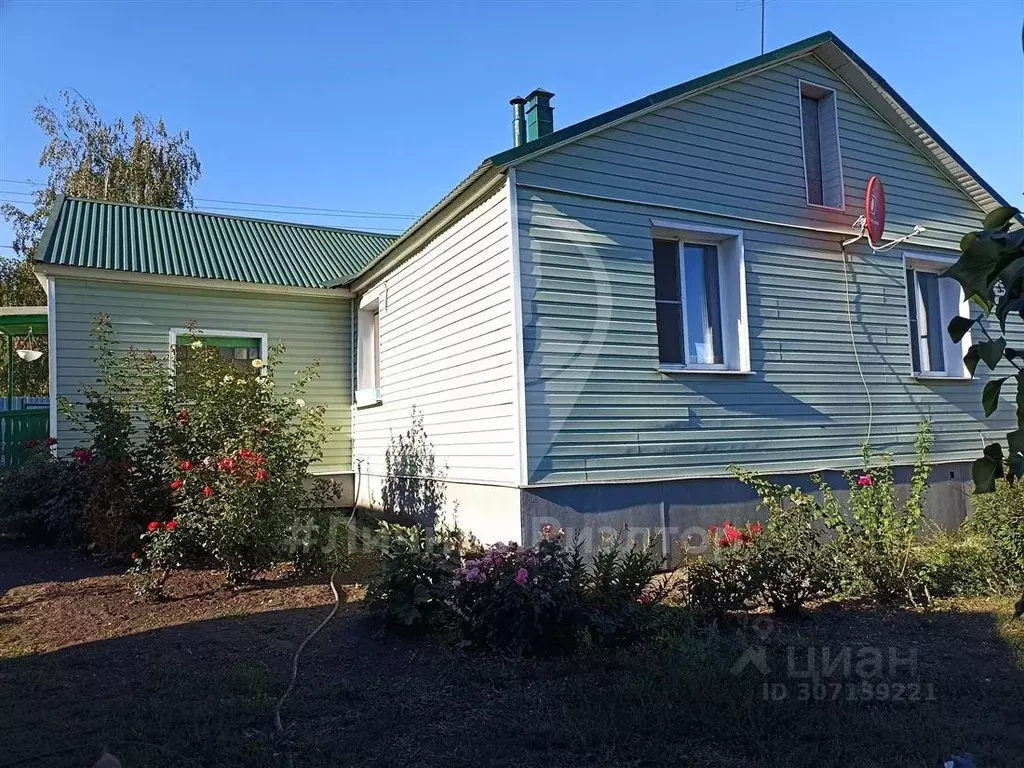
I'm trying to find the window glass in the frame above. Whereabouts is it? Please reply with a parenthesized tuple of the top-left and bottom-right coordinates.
(916, 271, 945, 372)
(175, 335, 261, 376)
(653, 239, 683, 365)
(682, 244, 724, 365)
(801, 94, 823, 206)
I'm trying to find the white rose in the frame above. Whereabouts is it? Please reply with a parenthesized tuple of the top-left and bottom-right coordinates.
(251, 358, 264, 369)
(296, 398, 305, 408)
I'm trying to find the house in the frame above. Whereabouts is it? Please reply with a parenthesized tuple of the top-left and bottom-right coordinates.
(32, 31, 1019, 548)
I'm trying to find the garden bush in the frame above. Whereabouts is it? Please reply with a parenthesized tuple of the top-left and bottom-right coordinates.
(817, 421, 934, 602)
(365, 522, 464, 628)
(56, 316, 335, 584)
(963, 478, 1024, 590)
(917, 528, 1002, 598)
(683, 521, 762, 615)
(150, 332, 334, 584)
(448, 526, 668, 655)
(0, 440, 85, 547)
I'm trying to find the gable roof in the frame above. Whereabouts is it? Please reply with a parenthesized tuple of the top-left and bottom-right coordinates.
(348, 31, 1013, 287)
(488, 31, 1011, 215)
(35, 196, 398, 289)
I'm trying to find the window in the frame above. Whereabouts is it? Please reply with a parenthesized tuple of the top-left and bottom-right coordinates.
(171, 330, 266, 377)
(905, 255, 970, 378)
(356, 299, 381, 406)
(799, 81, 844, 209)
(651, 222, 750, 373)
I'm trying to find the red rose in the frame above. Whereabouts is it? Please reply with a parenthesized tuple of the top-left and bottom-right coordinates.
(741, 532, 751, 544)
(239, 449, 254, 460)
(45, 437, 58, 447)
(255, 468, 268, 482)
(720, 536, 731, 548)
(751, 522, 763, 535)
(202, 485, 214, 498)
(217, 457, 235, 472)
(708, 525, 718, 537)
(180, 460, 193, 472)
(131, 552, 139, 561)
(170, 479, 183, 490)
(165, 520, 177, 532)
(147, 521, 160, 532)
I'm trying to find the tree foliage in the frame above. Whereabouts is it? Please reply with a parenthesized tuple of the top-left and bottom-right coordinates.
(0, 90, 201, 396)
(1, 89, 201, 262)
(941, 206, 1024, 493)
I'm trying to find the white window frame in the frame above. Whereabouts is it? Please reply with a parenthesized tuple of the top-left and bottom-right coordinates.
(798, 80, 845, 211)
(651, 219, 752, 375)
(356, 295, 382, 407)
(168, 328, 268, 375)
(903, 252, 971, 380)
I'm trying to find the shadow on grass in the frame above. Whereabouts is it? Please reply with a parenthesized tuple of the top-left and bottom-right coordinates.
(2, 600, 1023, 768)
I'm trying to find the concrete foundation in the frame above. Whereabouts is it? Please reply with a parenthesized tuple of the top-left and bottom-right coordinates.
(520, 462, 974, 564)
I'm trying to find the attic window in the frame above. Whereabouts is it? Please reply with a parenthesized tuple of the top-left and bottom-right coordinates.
(799, 81, 844, 209)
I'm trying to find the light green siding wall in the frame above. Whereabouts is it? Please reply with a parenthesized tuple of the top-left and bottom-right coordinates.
(52, 278, 352, 470)
(515, 54, 1012, 485)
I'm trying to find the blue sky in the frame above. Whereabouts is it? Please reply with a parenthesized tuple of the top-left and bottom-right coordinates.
(1, 0, 1021, 253)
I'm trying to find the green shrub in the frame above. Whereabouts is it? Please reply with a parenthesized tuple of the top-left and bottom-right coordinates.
(61, 316, 334, 583)
(59, 316, 173, 556)
(963, 478, 1024, 590)
(683, 522, 761, 615)
(917, 529, 1002, 598)
(450, 533, 587, 655)
(365, 522, 463, 629)
(817, 421, 934, 602)
(750, 503, 841, 614)
(0, 442, 85, 547)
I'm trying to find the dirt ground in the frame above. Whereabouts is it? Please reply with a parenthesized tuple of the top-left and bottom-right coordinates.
(2, 546, 1023, 768)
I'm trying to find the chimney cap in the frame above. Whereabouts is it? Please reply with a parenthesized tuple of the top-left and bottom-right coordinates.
(509, 96, 526, 105)
(526, 88, 555, 101)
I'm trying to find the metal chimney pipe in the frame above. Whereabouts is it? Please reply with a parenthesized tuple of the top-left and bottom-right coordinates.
(510, 96, 527, 147)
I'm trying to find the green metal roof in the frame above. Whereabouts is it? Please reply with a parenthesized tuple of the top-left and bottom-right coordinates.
(35, 196, 399, 289)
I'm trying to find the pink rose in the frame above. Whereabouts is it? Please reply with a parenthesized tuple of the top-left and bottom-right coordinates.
(515, 568, 529, 586)
(857, 475, 873, 487)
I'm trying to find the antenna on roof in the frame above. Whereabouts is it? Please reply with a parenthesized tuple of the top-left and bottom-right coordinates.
(736, 0, 771, 54)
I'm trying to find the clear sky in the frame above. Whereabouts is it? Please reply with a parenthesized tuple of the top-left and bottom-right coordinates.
(1, 0, 1022, 254)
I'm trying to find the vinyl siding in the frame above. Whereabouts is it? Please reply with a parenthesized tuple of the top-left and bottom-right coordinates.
(351, 181, 518, 486)
(516, 55, 984, 252)
(514, 54, 1008, 485)
(52, 278, 353, 469)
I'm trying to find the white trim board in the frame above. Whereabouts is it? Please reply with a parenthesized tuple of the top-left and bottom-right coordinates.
(34, 264, 353, 299)
(47, 277, 57, 440)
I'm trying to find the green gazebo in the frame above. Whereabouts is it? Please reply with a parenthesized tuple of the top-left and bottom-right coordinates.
(0, 306, 49, 467)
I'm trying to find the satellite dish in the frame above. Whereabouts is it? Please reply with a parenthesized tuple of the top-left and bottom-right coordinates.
(865, 175, 886, 246)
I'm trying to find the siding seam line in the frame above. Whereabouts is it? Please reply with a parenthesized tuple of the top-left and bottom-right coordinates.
(517, 182, 959, 252)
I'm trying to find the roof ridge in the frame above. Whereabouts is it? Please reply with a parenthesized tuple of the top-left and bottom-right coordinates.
(61, 196, 402, 240)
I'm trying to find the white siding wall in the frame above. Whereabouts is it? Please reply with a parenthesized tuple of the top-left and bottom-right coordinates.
(351, 181, 520, 508)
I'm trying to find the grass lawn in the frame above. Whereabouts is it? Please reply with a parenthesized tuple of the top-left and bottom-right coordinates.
(2, 547, 1023, 768)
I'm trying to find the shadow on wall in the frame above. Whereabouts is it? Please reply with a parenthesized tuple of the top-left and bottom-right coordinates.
(520, 197, 830, 485)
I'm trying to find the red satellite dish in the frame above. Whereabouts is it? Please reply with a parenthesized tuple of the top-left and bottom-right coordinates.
(865, 175, 886, 244)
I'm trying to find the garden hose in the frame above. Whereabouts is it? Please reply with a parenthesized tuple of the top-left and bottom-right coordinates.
(272, 568, 341, 736)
